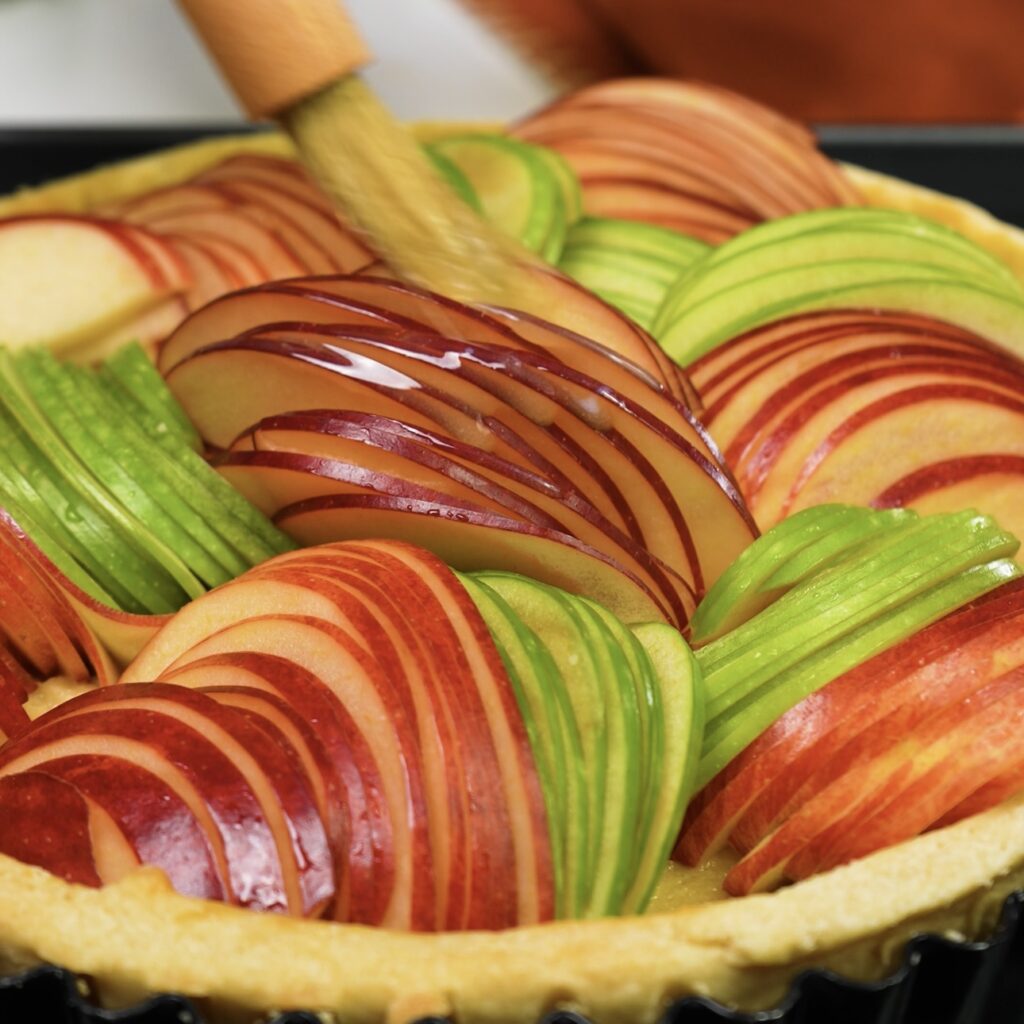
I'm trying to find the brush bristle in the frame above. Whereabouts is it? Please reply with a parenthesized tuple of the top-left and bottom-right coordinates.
(287, 77, 539, 307)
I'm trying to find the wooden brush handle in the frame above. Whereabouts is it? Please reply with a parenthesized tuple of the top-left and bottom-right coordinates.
(177, 0, 371, 120)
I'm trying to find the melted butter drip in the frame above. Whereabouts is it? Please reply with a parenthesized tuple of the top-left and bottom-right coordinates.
(287, 78, 541, 310)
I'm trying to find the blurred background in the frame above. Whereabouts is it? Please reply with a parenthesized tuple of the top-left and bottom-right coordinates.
(2, 0, 1024, 126)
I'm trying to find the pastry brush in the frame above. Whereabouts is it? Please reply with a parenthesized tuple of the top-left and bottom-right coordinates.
(176, 0, 535, 306)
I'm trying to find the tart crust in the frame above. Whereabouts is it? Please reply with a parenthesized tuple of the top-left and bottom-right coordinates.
(1, 135, 1023, 1023)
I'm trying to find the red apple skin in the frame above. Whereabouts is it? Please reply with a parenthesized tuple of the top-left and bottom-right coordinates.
(716, 585, 1024, 894)
(251, 552, 510, 929)
(0, 702, 292, 913)
(158, 614, 429, 931)
(790, 667, 1024, 878)
(0, 648, 31, 742)
(160, 650, 380, 926)
(25, 753, 226, 901)
(0, 772, 102, 886)
(329, 541, 555, 926)
(676, 578, 1024, 867)
(690, 310, 986, 405)
(43, 683, 334, 918)
(238, 562, 472, 929)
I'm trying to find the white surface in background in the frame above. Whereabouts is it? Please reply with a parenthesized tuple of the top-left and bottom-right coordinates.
(0, 0, 552, 123)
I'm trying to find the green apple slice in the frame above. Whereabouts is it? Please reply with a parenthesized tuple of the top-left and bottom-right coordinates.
(0, 385, 179, 613)
(533, 146, 583, 226)
(699, 557, 1020, 788)
(15, 348, 236, 589)
(701, 510, 1015, 694)
(427, 135, 565, 256)
(759, 507, 919, 592)
(89, 365, 294, 562)
(656, 262, 1024, 366)
(677, 208, 1022, 293)
(659, 232, 1013, 337)
(59, 362, 263, 579)
(425, 146, 483, 212)
(690, 505, 913, 644)
(625, 621, 704, 914)
(473, 572, 607, 903)
(459, 574, 587, 919)
(562, 592, 642, 917)
(102, 342, 202, 452)
(0, 468, 117, 606)
(577, 596, 662, 888)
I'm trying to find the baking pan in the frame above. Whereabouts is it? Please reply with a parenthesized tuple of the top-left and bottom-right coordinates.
(0, 125, 1021, 1023)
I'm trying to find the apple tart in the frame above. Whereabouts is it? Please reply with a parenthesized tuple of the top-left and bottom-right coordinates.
(0, 78, 1023, 1024)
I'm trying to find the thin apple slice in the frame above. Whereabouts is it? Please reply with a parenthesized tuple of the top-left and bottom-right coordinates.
(140, 207, 307, 280)
(0, 706, 278, 909)
(241, 410, 688, 618)
(793, 669, 1024, 879)
(276, 493, 668, 625)
(158, 282, 412, 373)
(0, 772, 103, 886)
(167, 337, 639, 540)
(678, 577, 1024, 866)
(0, 215, 175, 352)
(204, 179, 372, 271)
(159, 650, 378, 925)
(335, 541, 554, 925)
(250, 552, 506, 930)
(194, 154, 337, 214)
(123, 573, 372, 682)
(286, 324, 750, 596)
(688, 310, 979, 403)
(164, 236, 242, 309)
(0, 648, 32, 742)
(109, 183, 233, 222)
(784, 384, 1024, 522)
(161, 614, 431, 930)
(45, 684, 333, 917)
(874, 455, 1024, 544)
(28, 753, 226, 900)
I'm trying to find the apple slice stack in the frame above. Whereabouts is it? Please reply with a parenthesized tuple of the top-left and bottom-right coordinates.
(512, 78, 861, 244)
(158, 275, 758, 624)
(0, 540, 701, 929)
(688, 309, 1024, 538)
(104, 154, 374, 309)
(654, 207, 1024, 367)
(676, 503, 1024, 892)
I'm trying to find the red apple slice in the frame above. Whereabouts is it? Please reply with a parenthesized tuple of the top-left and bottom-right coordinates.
(0, 707, 273, 907)
(275, 492, 668, 623)
(167, 337, 639, 540)
(242, 410, 688, 612)
(123, 573, 372, 681)
(161, 614, 431, 930)
(203, 179, 372, 272)
(159, 650, 378, 925)
(783, 384, 1024, 522)
(28, 753, 226, 899)
(331, 540, 554, 925)
(237, 558, 487, 930)
(0, 647, 31, 742)
(0, 215, 176, 352)
(158, 282, 410, 373)
(140, 207, 307, 280)
(194, 155, 337, 215)
(45, 683, 334, 917)
(677, 578, 1024, 866)
(0, 772, 103, 886)
(109, 183, 233, 222)
(794, 669, 1024, 879)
